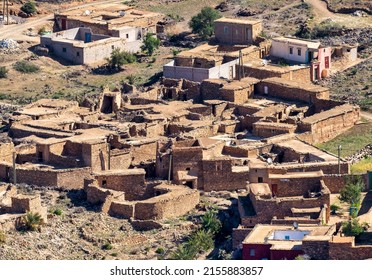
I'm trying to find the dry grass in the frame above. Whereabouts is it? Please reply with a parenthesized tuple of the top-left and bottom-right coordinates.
(317, 123, 372, 157)
(351, 157, 372, 174)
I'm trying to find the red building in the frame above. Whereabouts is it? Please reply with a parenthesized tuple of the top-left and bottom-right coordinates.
(242, 224, 335, 260)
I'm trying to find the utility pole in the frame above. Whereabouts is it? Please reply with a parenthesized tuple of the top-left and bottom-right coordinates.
(167, 154, 172, 184)
(338, 145, 342, 175)
(12, 152, 16, 184)
(1, 0, 9, 25)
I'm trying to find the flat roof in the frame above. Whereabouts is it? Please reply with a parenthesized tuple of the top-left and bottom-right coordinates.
(301, 104, 357, 125)
(272, 36, 320, 49)
(215, 17, 261, 25)
(93, 169, 146, 176)
(243, 224, 334, 244)
(275, 139, 337, 161)
(262, 77, 329, 93)
(269, 170, 323, 179)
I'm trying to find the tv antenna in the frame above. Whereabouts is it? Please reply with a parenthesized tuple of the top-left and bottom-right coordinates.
(293, 221, 299, 229)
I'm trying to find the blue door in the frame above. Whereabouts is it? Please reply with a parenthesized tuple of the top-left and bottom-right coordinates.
(84, 33, 92, 43)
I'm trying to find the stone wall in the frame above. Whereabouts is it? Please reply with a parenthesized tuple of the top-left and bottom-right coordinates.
(302, 238, 330, 260)
(298, 105, 360, 144)
(94, 169, 146, 201)
(0, 141, 15, 163)
(323, 173, 368, 193)
(256, 78, 329, 104)
(134, 186, 199, 220)
(329, 237, 372, 260)
(202, 159, 249, 191)
(232, 226, 252, 249)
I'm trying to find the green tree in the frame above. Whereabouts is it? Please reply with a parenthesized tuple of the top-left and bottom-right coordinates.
(342, 218, 369, 237)
(339, 177, 364, 206)
(21, 1, 37, 15)
(189, 7, 221, 39)
(106, 48, 136, 69)
(141, 33, 160, 56)
(22, 212, 44, 231)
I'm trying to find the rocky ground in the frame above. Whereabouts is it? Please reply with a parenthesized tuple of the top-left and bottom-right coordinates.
(0, 185, 241, 260)
(319, 58, 372, 112)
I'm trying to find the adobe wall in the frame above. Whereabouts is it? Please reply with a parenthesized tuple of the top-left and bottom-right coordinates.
(134, 187, 199, 220)
(272, 161, 350, 175)
(94, 170, 146, 201)
(56, 168, 91, 189)
(128, 141, 157, 166)
(109, 150, 131, 170)
(0, 163, 90, 189)
(11, 195, 42, 214)
(256, 80, 329, 104)
(302, 238, 330, 260)
(252, 122, 296, 138)
(172, 147, 203, 179)
(82, 142, 109, 172)
(0, 141, 15, 163)
(298, 107, 360, 144)
(269, 176, 322, 197)
(109, 201, 134, 219)
(329, 238, 372, 260)
(323, 173, 368, 193)
(243, 66, 285, 80)
(247, 190, 330, 225)
(202, 159, 249, 191)
(232, 226, 252, 249)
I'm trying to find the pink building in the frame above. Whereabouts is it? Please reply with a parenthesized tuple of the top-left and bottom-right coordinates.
(311, 46, 332, 81)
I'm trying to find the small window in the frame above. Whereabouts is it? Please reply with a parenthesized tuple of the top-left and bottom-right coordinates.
(289, 47, 293, 55)
(216, 162, 223, 171)
(76, 51, 80, 57)
(126, 33, 129, 39)
(112, 45, 115, 50)
(285, 235, 290, 240)
(62, 47, 66, 53)
(250, 249, 255, 257)
(297, 48, 301, 56)
(224, 26, 228, 34)
(258, 177, 263, 183)
(102, 180, 107, 187)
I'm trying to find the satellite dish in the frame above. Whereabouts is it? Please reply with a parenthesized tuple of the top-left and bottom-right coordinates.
(262, 59, 267, 66)
(84, 10, 91, 16)
(267, 158, 273, 164)
(293, 221, 299, 229)
(119, 11, 126, 17)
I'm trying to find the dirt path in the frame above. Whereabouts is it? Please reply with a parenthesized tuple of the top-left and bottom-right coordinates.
(304, 0, 371, 27)
(0, 0, 126, 42)
(360, 111, 372, 121)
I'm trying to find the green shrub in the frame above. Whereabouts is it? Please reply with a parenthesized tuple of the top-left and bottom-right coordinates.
(155, 247, 165, 254)
(330, 204, 341, 214)
(0, 66, 8, 78)
(110, 252, 118, 257)
(342, 219, 369, 237)
(13, 61, 40, 73)
(102, 243, 113, 250)
(53, 209, 62, 216)
(21, 1, 37, 15)
(201, 209, 222, 235)
(106, 49, 136, 69)
(22, 212, 44, 231)
(312, 21, 343, 38)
